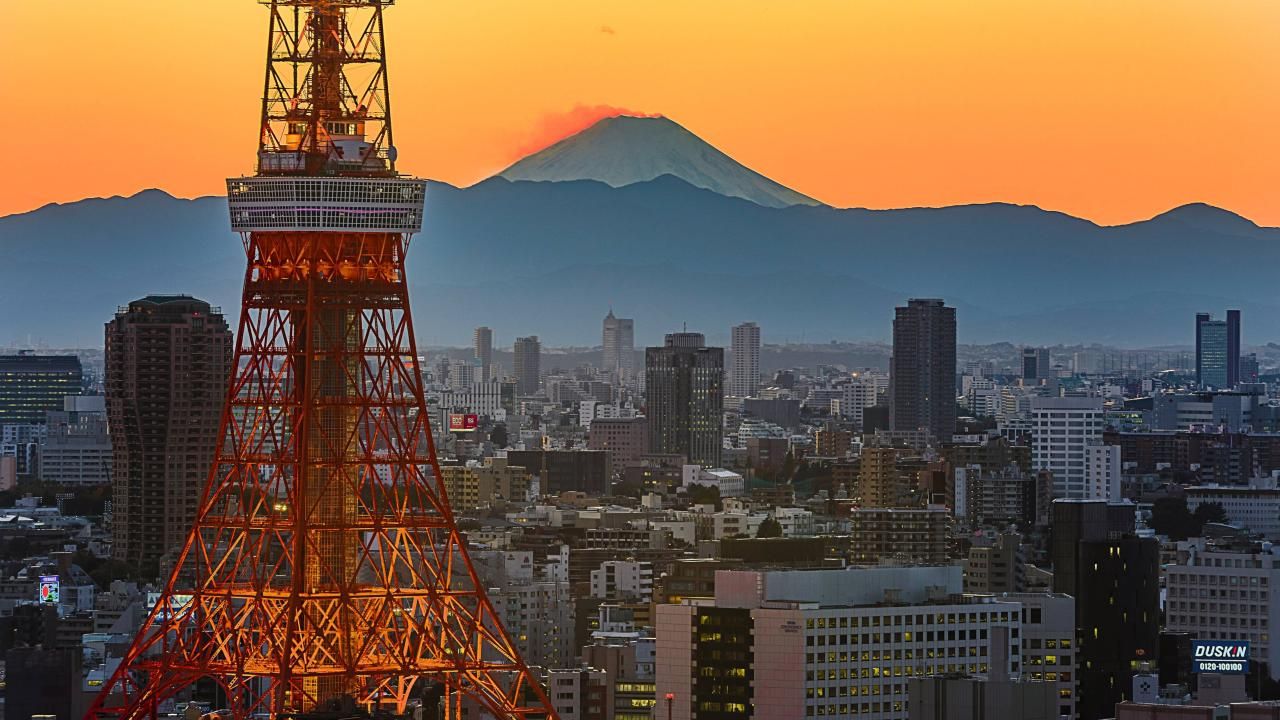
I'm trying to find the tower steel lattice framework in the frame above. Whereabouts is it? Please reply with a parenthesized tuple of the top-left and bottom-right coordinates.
(86, 1, 558, 718)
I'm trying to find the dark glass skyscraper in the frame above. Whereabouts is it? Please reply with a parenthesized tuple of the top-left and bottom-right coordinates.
(106, 295, 231, 573)
(645, 332, 724, 467)
(0, 354, 83, 426)
(889, 298, 956, 443)
(1196, 310, 1240, 389)
(1051, 500, 1159, 720)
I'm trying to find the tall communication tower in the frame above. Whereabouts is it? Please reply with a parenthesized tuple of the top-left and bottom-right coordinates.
(86, 1, 558, 718)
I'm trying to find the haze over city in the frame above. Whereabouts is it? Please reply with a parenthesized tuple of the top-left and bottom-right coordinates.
(1, 2, 1278, 720)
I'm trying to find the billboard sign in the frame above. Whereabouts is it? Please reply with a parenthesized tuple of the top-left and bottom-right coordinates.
(448, 414, 479, 432)
(1193, 640, 1249, 674)
(38, 575, 59, 604)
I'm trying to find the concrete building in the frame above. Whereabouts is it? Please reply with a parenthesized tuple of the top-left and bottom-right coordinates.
(1165, 536, 1280, 680)
(474, 325, 493, 382)
(729, 322, 761, 398)
(682, 465, 745, 498)
(0, 354, 82, 426)
(588, 417, 648, 468)
(514, 335, 541, 396)
(645, 332, 724, 468)
(507, 449, 612, 496)
(438, 457, 531, 512)
(38, 402, 112, 486)
(1085, 442, 1121, 502)
(858, 445, 913, 509)
(1008, 592, 1077, 719)
(956, 465, 1049, 530)
(742, 397, 802, 430)
(602, 310, 635, 381)
(1185, 482, 1280, 540)
(105, 295, 232, 572)
(908, 673, 1060, 720)
(1030, 395, 1105, 499)
(434, 378, 518, 419)
(889, 299, 957, 444)
(964, 533, 1026, 594)
(847, 506, 953, 565)
(546, 667, 608, 720)
(656, 566, 1024, 720)
(590, 560, 654, 602)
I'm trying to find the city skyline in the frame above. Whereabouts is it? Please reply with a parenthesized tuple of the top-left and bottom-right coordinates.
(5, 1, 1277, 718)
(4, 1, 1278, 225)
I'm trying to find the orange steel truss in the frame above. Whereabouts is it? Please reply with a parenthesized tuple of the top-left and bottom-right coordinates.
(85, 2, 558, 719)
(85, 231, 559, 718)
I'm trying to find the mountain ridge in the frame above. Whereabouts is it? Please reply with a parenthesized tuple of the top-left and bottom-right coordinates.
(498, 115, 822, 209)
(4, 172, 1279, 347)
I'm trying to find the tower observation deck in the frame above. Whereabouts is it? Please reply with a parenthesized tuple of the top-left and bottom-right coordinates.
(86, 2, 559, 719)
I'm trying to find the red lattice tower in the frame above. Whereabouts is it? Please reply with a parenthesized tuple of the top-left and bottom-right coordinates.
(86, 1, 558, 718)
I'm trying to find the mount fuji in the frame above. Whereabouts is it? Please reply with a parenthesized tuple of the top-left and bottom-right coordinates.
(499, 115, 820, 209)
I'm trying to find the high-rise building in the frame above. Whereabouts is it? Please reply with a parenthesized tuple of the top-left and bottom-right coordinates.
(1052, 500, 1159, 720)
(105, 295, 231, 572)
(1030, 395, 1105, 499)
(889, 299, 956, 443)
(0, 354, 83, 426)
(729, 322, 761, 398)
(473, 326, 493, 382)
(1228, 309, 1241, 387)
(602, 311, 635, 379)
(645, 332, 724, 467)
(1196, 310, 1241, 389)
(513, 335, 541, 396)
(1021, 347, 1050, 381)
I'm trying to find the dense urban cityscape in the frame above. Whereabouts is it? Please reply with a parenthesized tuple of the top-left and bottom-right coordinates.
(6, 298, 1280, 719)
(3, 1, 1277, 720)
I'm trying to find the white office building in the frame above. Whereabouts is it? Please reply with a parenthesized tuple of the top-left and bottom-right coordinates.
(1030, 396, 1104, 499)
(1185, 482, 1280, 540)
(730, 322, 761, 398)
(1084, 443, 1121, 502)
(1164, 537, 1280, 679)
(590, 560, 654, 601)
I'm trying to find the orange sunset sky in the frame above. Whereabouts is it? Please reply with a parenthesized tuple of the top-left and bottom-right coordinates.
(2, 0, 1277, 225)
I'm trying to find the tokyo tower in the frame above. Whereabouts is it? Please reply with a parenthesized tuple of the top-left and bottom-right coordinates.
(86, 1, 558, 718)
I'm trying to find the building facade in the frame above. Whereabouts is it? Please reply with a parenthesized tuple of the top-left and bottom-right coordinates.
(889, 299, 956, 444)
(473, 326, 493, 382)
(602, 311, 635, 380)
(105, 295, 232, 571)
(0, 354, 83, 426)
(645, 332, 724, 468)
(1030, 396, 1105, 499)
(514, 335, 542, 396)
(729, 322, 761, 398)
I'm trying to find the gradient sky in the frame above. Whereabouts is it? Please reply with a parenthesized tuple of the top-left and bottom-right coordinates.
(3, 0, 1277, 224)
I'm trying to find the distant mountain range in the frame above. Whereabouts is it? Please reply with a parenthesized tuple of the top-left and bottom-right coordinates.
(2, 117, 1278, 348)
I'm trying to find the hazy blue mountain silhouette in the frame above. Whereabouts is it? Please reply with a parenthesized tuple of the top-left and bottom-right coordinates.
(3, 178, 1278, 348)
